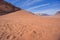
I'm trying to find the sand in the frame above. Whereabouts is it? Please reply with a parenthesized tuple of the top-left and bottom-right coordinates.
(0, 10, 60, 40)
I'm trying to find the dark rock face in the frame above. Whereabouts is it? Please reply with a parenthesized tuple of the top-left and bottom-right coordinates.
(55, 11, 60, 16)
(0, 0, 21, 15)
(40, 14, 49, 16)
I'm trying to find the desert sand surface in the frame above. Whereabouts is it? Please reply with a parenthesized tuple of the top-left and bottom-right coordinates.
(0, 10, 60, 40)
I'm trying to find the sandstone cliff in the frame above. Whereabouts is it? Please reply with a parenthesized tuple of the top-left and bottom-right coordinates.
(0, 0, 21, 15)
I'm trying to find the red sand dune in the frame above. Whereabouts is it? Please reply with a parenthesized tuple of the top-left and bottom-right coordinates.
(0, 10, 60, 40)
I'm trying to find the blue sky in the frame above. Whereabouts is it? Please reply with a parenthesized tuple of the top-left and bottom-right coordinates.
(5, 0, 60, 15)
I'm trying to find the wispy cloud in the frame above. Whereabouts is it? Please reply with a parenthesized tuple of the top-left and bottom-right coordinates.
(13, 0, 19, 3)
(25, 0, 42, 5)
(26, 3, 50, 10)
(5, 0, 18, 4)
(34, 8, 60, 15)
(22, 0, 43, 6)
(20, 0, 31, 6)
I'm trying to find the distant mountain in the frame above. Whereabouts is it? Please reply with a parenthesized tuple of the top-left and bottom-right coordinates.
(35, 13, 49, 16)
(55, 11, 60, 16)
(0, 0, 21, 15)
(40, 13, 49, 16)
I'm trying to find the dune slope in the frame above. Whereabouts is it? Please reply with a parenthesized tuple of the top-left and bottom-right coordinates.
(0, 10, 60, 40)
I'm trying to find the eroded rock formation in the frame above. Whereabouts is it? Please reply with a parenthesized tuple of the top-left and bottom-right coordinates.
(55, 11, 60, 16)
(0, 0, 21, 15)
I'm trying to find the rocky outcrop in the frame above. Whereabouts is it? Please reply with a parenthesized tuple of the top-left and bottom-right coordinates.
(55, 11, 60, 16)
(36, 13, 49, 16)
(40, 13, 49, 16)
(0, 0, 21, 15)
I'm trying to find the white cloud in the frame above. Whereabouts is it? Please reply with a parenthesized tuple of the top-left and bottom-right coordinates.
(25, 0, 42, 5)
(5, 0, 18, 4)
(26, 3, 50, 10)
(22, 0, 43, 6)
(13, 0, 23, 4)
(20, 0, 31, 6)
